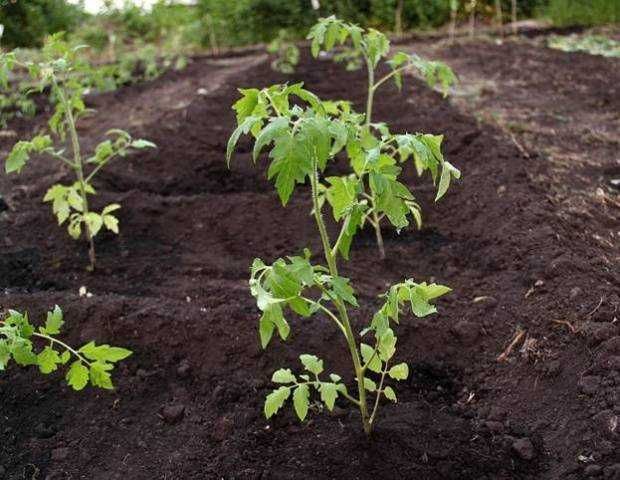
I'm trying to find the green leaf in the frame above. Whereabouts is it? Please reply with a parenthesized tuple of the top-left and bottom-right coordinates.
(330, 276, 358, 306)
(361, 343, 381, 373)
(89, 361, 114, 389)
(37, 346, 61, 374)
(272, 368, 296, 384)
(66, 360, 89, 390)
(13, 342, 37, 366)
(320, 382, 338, 411)
(383, 386, 397, 402)
(264, 386, 290, 419)
(103, 214, 119, 234)
(79, 342, 132, 363)
(435, 161, 461, 201)
(267, 132, 311, 205)
(227, 115, 260, 166)
(378, 328, 397, 362)
(388, 362, 409, 380)
(41, 305, 63, 335)
(325, 176, 360, 220)
(83, 212, 104, 237)
(363, 377, 377, 392)
(259, 314, 275, 349)
(253, 117, 289, 162)
(299, 354, 324, 376)
(293, 384, 310, 421)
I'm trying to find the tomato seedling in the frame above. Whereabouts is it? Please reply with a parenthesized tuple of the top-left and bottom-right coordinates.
(0, 306, 131, 390)
(267, 30, 300, 74)
(307, 16, 459, 258)
(0, 35, 156, 271)
(227, 81, 452, 434)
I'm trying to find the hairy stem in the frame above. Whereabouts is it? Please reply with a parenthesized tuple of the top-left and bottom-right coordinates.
(32, 332, 90, 366)
(310, 163, 372, 435)
(364, 56, 386, 260)
(56, 81, 96, 271)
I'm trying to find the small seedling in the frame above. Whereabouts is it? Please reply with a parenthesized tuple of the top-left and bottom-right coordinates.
(267, 30, 300, 74)
(307, 16, 459, 258)
(227, 80, 453, 434)
(0, 35, 156, 270)
(0, 306, 131, 390)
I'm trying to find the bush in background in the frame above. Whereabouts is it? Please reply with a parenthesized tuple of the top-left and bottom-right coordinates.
(0, 0, 83, 48)
(545, 0, 620, 26)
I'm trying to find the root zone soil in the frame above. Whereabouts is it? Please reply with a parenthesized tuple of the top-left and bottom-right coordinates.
(0, 46, 618, 480)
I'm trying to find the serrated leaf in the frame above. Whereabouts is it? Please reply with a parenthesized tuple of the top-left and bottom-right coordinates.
(41, 305, 63, 335)
(299, 354, 323, 376)
(66, 360, 89, 390)
(293, 384, 310, 421)
(363, 377, 377, 392)
(89, 361, 114, 389)
(330, 276, 358, 306)
(103, 214, 119, 234)
(388, 362, 409, 380)
(259, 314, 275, 349)
(79, 342, 132, 363)
(272, 368, 296, 384)
(37, 346, 61, 374)
(227, 115, 259, 166)
(320, 382, 338, 410)
(253, 117, 289, 162)
(383, 386, 397, 402)
(264, 386, 290, 419)
(361, 343, 381, 373)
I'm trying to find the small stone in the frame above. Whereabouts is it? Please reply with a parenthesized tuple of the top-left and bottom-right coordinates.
(137, 440, 147, 449)
(161, 404, 185, 424)
(579, 376, 602, 395)
(584, 465, 602, 477)
(51, 447, 70, 462)
(570, 287, 583, 299)
(177, 360, 191, 378)
(512, 437, 535, 460)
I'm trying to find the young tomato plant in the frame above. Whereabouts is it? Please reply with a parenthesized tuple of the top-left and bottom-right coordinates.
(0, 306, 131, 390)
(227, 82, 452, 435)
(267, 30, 300, 74)
(0, 35, 156, 271)
(308, 16, 460, 258)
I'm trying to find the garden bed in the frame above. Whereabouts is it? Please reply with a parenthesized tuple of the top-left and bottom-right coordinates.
(0, 40, 618, 479)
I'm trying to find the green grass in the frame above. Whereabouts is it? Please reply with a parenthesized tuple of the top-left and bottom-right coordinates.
(546, 0, 620, 27)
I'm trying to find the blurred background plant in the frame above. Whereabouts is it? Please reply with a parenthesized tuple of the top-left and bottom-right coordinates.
(2, 0, 618, 53)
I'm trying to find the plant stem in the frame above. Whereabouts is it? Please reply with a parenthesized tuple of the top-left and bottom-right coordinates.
(364, 57, 386, 260)
(55, 81, 96, 271)
(32, 332, 90, 366)
(309, 164, 372, 435)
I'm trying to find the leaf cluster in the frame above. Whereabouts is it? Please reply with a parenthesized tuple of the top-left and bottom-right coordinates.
(0, 306, 131, 391)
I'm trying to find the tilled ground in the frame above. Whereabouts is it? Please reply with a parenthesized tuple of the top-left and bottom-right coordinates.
(0, 38, 618, 480)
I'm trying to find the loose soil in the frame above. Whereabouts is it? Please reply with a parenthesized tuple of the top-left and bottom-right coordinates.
(0, 36, 618, 480)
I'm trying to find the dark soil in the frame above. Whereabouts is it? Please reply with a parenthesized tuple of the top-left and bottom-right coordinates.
(0, 39, 618, 480)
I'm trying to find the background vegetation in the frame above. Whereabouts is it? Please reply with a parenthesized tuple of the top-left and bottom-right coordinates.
(0, 0, 618, 50)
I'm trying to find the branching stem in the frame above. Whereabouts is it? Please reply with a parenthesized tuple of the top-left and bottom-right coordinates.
(309, 161, 372, 435)
(32, 332, 90, 366)
(54, 80, 96, 271)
